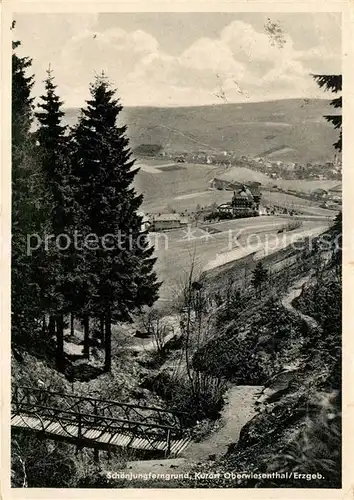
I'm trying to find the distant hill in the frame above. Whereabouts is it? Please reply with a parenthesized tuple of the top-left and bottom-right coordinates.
(63, 99, 339, 163)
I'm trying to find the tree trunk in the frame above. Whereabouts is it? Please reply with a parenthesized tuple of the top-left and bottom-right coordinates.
(42, 315, 46, 335)
(56, 315, 65, 371)
(70, 313, 75, 337)
(104, 311, 112, 372)
(83, 315, 90, 359)
(100, 315, 105, 347)
(48, 315, 56, 337)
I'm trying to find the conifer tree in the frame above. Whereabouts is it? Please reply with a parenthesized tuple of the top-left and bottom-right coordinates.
(313, 74, 342, 152)
(35, 65, 67, 191)
(12, 22, 34, 148)
(313, 74, 342, 270)
(12, 22, 46, 348)
(35, 66, 69, 368)
(71, 74, 160, 371)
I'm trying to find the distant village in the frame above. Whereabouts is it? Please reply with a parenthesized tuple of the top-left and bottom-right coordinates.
(156, 150, 342, 181)
(136, 147, 342, 232)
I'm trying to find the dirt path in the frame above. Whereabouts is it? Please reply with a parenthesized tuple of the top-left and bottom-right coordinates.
(108, 277, 321, 480)
(110, 385, 263, 478)
(179, 277, 318, 462)
(181, 385, 263, 462)
(281, 276, 319, 330)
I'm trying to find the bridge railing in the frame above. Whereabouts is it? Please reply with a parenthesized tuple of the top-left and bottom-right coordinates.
(12, 385, 187, 443)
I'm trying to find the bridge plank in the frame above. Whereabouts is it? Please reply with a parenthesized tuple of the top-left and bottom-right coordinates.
(11, 414, 190, 456)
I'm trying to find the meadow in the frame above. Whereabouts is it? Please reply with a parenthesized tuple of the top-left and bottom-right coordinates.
(275, 179, 340, 193)
(132, 160, 337, 217)
(150, 216, 327, 301)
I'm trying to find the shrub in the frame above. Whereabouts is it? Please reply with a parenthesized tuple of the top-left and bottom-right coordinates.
(255, 391, 341, 488)
(193, 334, 266, 384)
(11, 433, 78, 487)
(284, 220, 302, 232)
(293, 270, 341, 389)
(171, 372, 227, 425)
(140, 370, 227, 426)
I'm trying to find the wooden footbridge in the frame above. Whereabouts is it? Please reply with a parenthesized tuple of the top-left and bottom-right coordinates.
(11, 385, 191, 458)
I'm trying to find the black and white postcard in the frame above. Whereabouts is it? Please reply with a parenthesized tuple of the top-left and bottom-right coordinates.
(1, 1, 352, 497)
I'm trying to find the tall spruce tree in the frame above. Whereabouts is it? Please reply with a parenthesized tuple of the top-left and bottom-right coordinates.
(35, 66, 69, 368)
(313, 74, 342, 267)
(313, 74, 342, 152)
(35, 65, 67, 191)
(71, 74, 160, 371)
(12, 23, 47, 349)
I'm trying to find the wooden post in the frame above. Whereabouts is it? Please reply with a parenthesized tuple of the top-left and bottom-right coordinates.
(56, 315, 64, 372)
(93, 400, 99, 464)
(70, 313, 75, 337)
(166, 429, 171, 458)
(26, 386, 31, 408)
(13, 386, 19, 413)
(76, 405, 82, 456)
(83, 314, 90, 359)
(104, 311, 112, 372)
(178, 415, 183, 435)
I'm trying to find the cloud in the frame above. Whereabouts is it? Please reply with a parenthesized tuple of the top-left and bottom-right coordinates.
(15, 15, 340, 107)
(221, 20, 294, 63)
(180, 37, 246, 75)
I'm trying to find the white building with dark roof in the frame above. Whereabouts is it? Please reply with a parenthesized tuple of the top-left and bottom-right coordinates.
(150, 214, 182, 231)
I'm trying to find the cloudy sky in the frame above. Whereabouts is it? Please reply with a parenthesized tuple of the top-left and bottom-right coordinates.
(14, 12, 341, 108)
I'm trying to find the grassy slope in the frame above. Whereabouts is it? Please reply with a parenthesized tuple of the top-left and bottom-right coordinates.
(150, 216, 311, 301)
(63, 98, 338, 164)
(134, 161, 277, 213)
(276, 179, 340, 193)
(133, 162, 334, 214)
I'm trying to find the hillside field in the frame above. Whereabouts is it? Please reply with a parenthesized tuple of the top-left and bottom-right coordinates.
(135, 163, 272, 213)
(130, 160, 337, 216)
(62, 100, 340, 215)
(150, 216, 329, 301)
(63, 98, 339, 164)
(275, 179, 340, 193)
